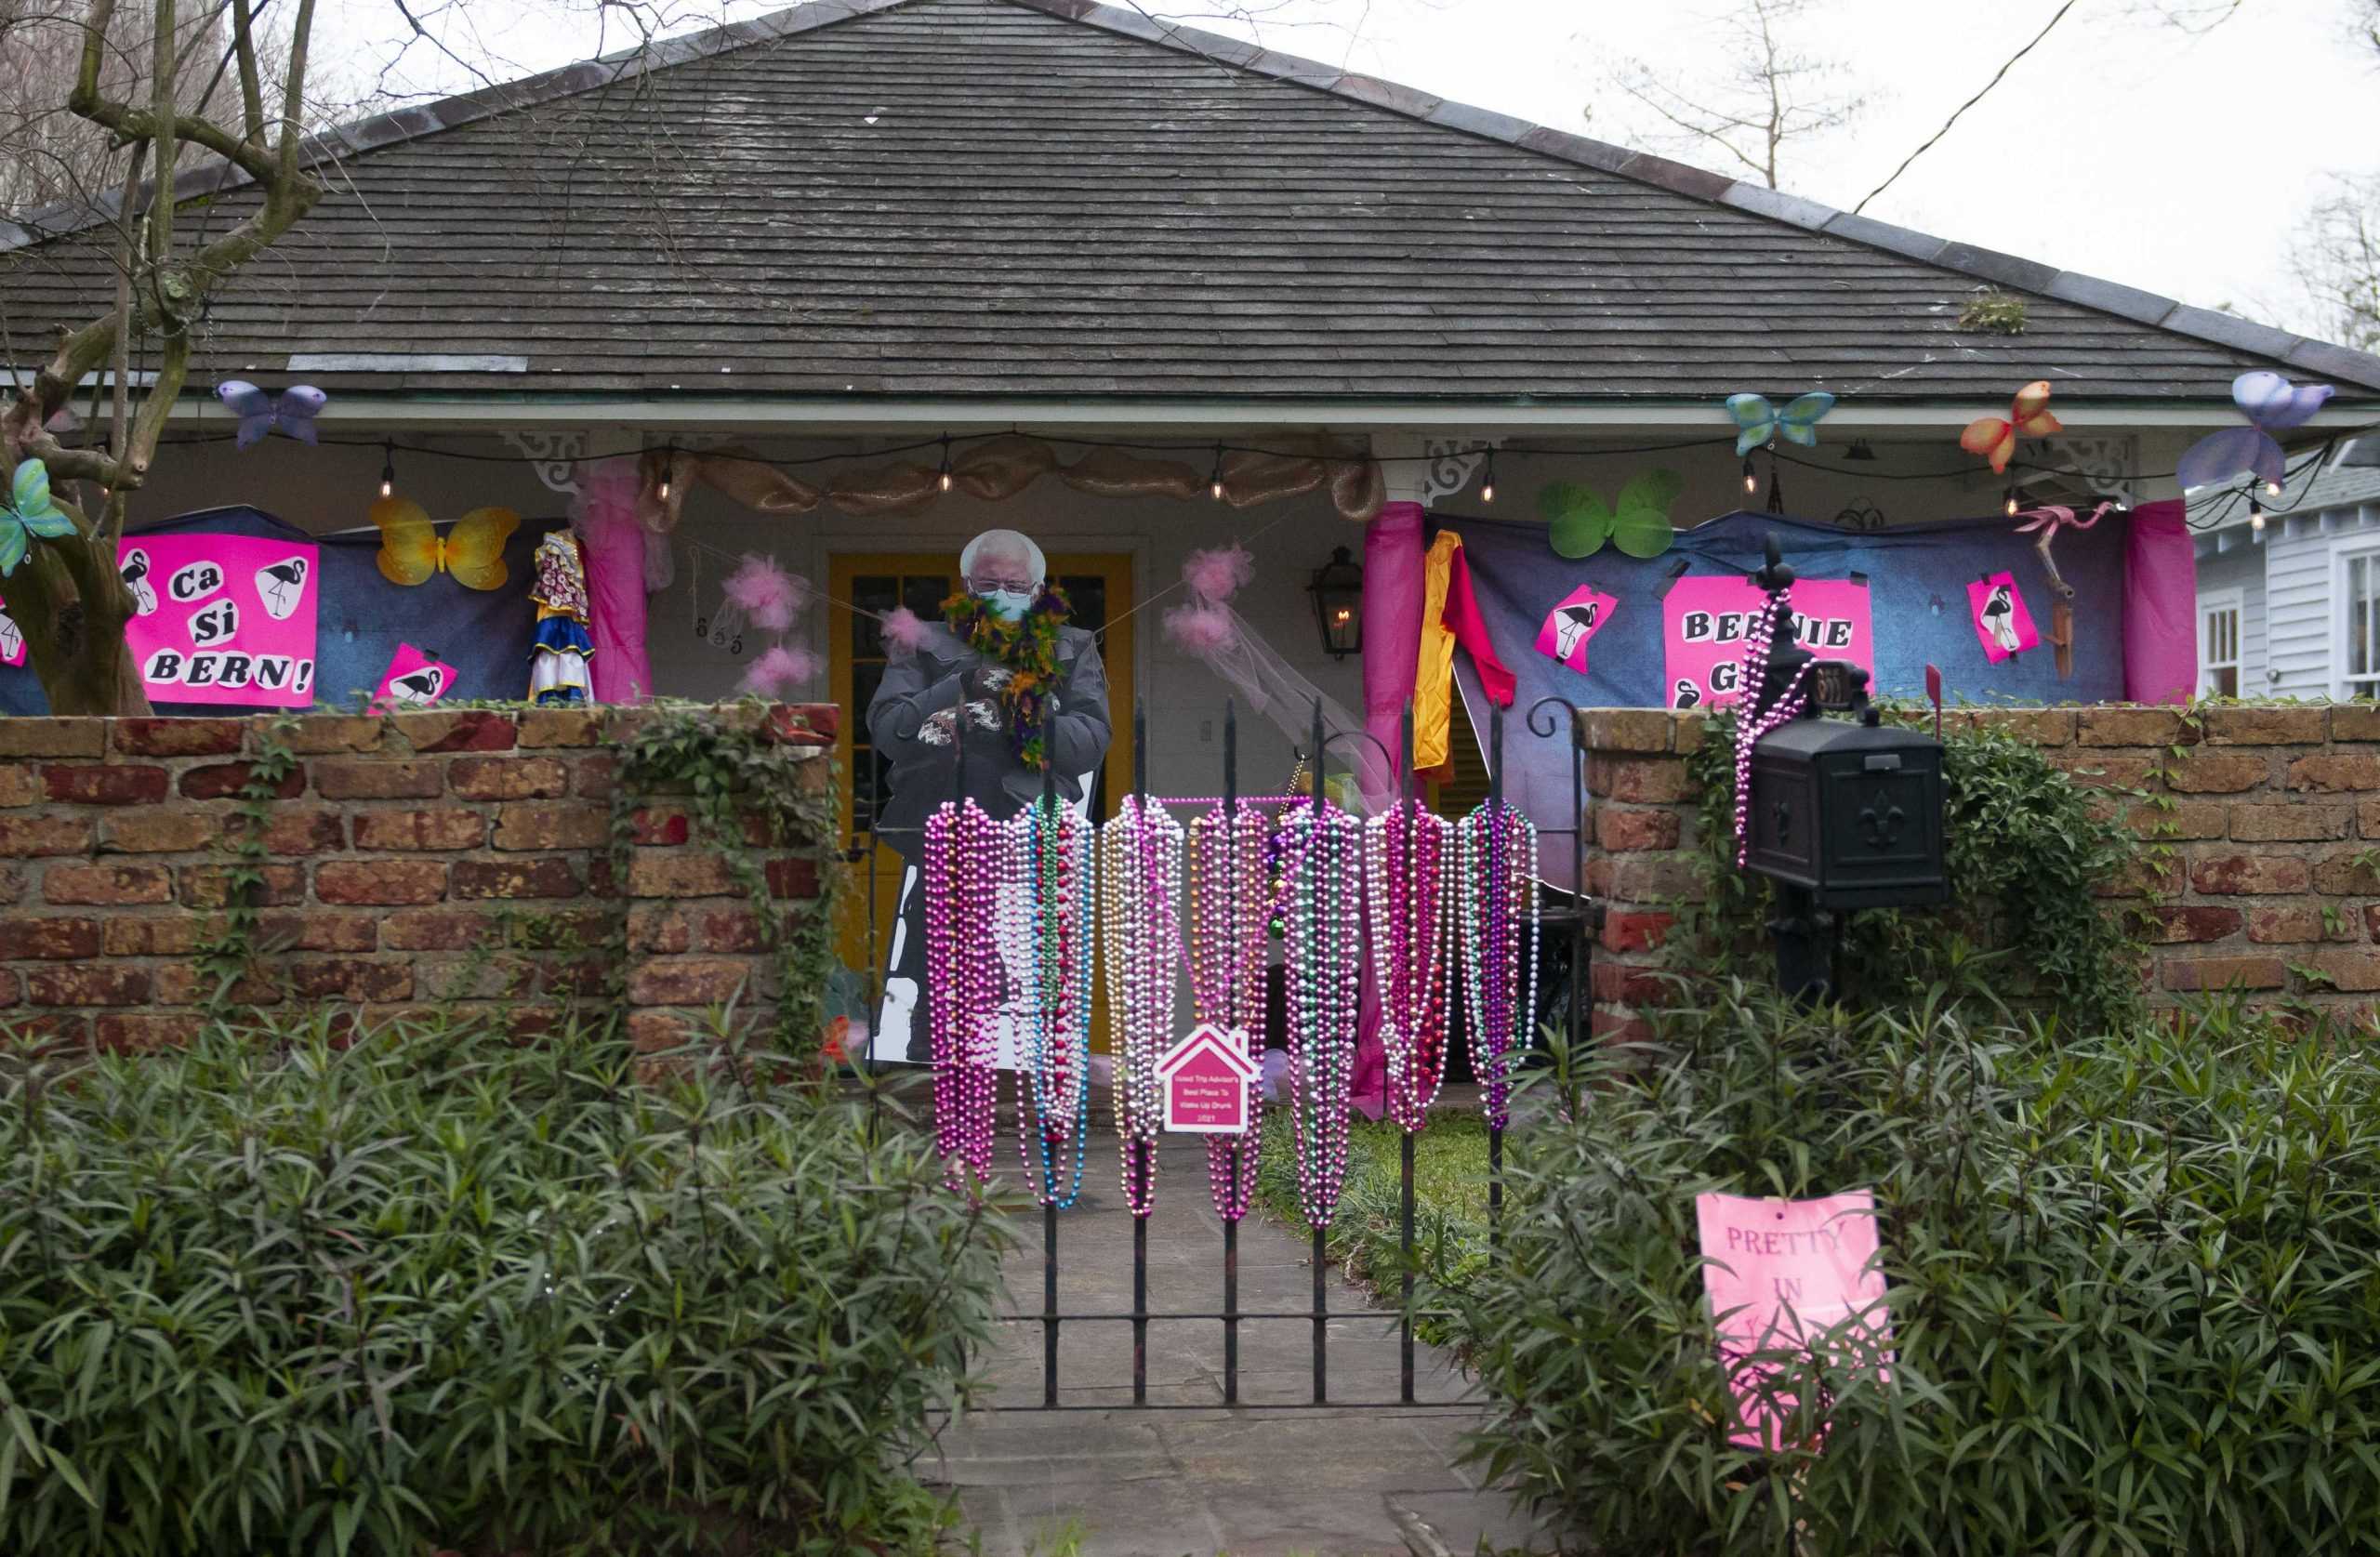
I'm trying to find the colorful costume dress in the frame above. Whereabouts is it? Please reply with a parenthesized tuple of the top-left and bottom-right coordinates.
(528, 529, 595, 706)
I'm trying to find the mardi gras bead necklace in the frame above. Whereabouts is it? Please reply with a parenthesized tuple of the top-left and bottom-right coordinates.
(923, 798, 999, 1187)
(1366, 798, 1455, 1133)
(998, 794, 1094, 1209)
(1732, 586, 1814, 866)
(1457, 798, 1540, 1131)
(1099, 795, 1182, 1218)
(1187, 799, 1270, 1221)
(999, 799, 1090, 1214)
(1283, 795, 1361, 1228)
(940, 584, 1072, 769)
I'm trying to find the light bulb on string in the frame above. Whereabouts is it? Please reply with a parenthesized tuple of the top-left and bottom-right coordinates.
(2265, 478, 2282, 497)
(2249, 495, 2266, 536)
(2003, 486, 2018, 518)
(937, 433, 954, 494)
(1741, 455, 1756, 495)
(378, 443, 395, 500)
(656, 442, 673, 503)
(1480, 447, 1497, 505)
(1210, 442, 1225, 502)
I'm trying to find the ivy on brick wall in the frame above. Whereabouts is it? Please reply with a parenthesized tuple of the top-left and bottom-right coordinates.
(1680, 711, 2148, 1032)
(612, 704, 841, 1055)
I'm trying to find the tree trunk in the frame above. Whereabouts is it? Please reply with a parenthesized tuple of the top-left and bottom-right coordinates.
(3, 523, 152, 715)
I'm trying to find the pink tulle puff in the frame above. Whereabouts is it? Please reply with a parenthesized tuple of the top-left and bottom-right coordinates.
(1164, 601, 1237, 656)
(723, 554, 803, 634)
(1182, 543, 1255, 604)
(880, 605, 932, 653)
(739, 643, 820, 697)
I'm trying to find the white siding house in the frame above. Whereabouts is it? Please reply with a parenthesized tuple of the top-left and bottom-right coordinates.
(2191, 445, 2380, 699)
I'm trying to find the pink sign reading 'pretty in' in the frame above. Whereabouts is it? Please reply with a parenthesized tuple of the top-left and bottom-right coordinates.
(1661, 575, 1872, 711)
(1695, 1190, 1893, 1452)
(117, 533, 319, 706)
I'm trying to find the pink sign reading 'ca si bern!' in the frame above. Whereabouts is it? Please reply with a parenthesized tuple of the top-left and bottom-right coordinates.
(1661, 575, 1872, 711)
(1695, 1190, 1893, 1452)
(116, 534, 320, 706)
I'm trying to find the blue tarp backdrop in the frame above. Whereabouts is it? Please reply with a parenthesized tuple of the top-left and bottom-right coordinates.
(1448, 507, 2133, 891)
(0, 506, 564, 717)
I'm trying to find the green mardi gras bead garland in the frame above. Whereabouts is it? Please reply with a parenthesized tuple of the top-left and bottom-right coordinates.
(940, 582, 1073, 770)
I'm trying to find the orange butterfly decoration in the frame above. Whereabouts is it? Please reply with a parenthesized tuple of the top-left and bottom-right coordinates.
(1958, 380, 2062, 474)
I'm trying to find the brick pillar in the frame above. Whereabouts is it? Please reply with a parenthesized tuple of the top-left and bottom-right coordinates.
(1577, 708, 1708, 1044)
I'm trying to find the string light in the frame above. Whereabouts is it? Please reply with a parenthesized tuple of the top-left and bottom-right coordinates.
(2265, 478, 2282, 497)
(2249, 495, 2266, 536)
(2003, 486, 2018, 518)
(1480, 447, 1498, 504)
(1741, 455, 1757, 495)
(656, 442, 673, 502)
(1210, 442, 1225, 502)
(938, 433, 954, 494)
(377, 442, 394, 500)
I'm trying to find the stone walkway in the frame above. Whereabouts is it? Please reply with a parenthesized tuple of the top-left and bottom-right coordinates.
(926, 1132, 1540, 1557)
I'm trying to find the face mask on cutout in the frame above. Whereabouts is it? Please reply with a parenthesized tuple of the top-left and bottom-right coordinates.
(980, 587, 1033, 622)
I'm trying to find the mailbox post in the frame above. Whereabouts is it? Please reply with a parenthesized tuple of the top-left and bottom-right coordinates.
(1739, 537, 1948, 1000)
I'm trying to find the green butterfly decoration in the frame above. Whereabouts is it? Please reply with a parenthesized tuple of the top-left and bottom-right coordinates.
(1538, 468, 1682, 560)
(0, 459, 76, 578)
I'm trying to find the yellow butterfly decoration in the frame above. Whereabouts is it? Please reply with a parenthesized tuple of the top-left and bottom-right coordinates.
(370, 496, 521, 590)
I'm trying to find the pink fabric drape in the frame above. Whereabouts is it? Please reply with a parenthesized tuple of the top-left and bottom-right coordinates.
(1362, 501, 1426, 795)
(572, 457, 654, 703)
(2123, 498, 2196, 705)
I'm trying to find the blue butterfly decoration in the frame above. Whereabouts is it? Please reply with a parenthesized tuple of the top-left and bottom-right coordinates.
(1726, 391, 1836, 456)
(1, 459, 78, 578)
(215, 380, 327, 448)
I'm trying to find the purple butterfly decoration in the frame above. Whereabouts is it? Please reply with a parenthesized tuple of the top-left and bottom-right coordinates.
(215, 380, 327, 449)
(2175, 371, 2333, 493)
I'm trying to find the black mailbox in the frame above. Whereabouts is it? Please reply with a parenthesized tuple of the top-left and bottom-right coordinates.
(1745, 712, 1948, 911)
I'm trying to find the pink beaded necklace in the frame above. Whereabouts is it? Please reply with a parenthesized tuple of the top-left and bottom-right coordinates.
(923, 798, 999, 1189)
(1366, 798, 1454, 1133)
(1187, 800, 1270, 1221)
(1100, 795, 1182, 1218)
(1731, 586, 1814, 866)
(1456, 798, 1540, 1131)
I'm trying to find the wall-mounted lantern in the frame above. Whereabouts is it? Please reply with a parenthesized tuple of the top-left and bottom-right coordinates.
(1308, 545, 1363, 659)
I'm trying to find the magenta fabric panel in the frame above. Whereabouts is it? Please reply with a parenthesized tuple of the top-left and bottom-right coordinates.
(2123, 499, 2197, 705)
(1362, 501, 1426, 798)
(573, 458, 654, 703)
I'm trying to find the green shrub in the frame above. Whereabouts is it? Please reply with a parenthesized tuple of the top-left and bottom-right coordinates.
(1451, 986, 2380, 1555)
(0, 1012, 1004, 1556)
(1682, 710, 2147, 1032)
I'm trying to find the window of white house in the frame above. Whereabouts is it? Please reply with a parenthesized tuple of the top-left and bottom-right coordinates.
(2345, 550, 2380, 702)
(2200, 590, 2241, 698)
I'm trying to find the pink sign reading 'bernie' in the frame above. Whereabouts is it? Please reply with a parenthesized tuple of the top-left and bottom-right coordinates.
(117, 533, 320, 707)
(1695, 1190, 1893, 1452)
(1661, 575, 1872, 712)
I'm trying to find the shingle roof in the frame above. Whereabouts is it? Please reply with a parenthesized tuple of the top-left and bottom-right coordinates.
(7, 0, 2379, 403)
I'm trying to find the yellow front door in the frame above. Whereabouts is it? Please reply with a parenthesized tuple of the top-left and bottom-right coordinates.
(826, 552, 1136, 1037)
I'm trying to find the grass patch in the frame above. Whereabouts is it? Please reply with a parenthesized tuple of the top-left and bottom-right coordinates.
(1253, 1107, 1493, 1344)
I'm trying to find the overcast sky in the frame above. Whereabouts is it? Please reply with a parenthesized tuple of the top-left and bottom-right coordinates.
(322, 0, 2380, 344)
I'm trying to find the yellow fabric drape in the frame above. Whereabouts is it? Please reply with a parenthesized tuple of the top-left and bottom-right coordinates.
(1414, 528, 1463, 784)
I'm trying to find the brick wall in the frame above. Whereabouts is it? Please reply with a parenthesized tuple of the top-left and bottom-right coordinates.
(1581, 704, 2380, 1035)
(0, 705, 836, 1050)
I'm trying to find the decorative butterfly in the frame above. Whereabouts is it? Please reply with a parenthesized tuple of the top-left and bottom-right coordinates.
(1539, 468, 1682, 560)
(1958, 380, 2060, 474)
(2174, 370, 2335, 493)
(369, 496, 521, 590)
(0, 459, 77, 578)
(215, 380, 327, 449)
(1726, 391, 1836, 456)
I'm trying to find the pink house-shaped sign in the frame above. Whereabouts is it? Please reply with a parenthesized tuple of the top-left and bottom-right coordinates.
(1157, 1023, 1263, 1134)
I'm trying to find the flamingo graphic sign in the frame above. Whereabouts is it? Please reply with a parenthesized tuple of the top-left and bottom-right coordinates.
(116, 534, 318, 706)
